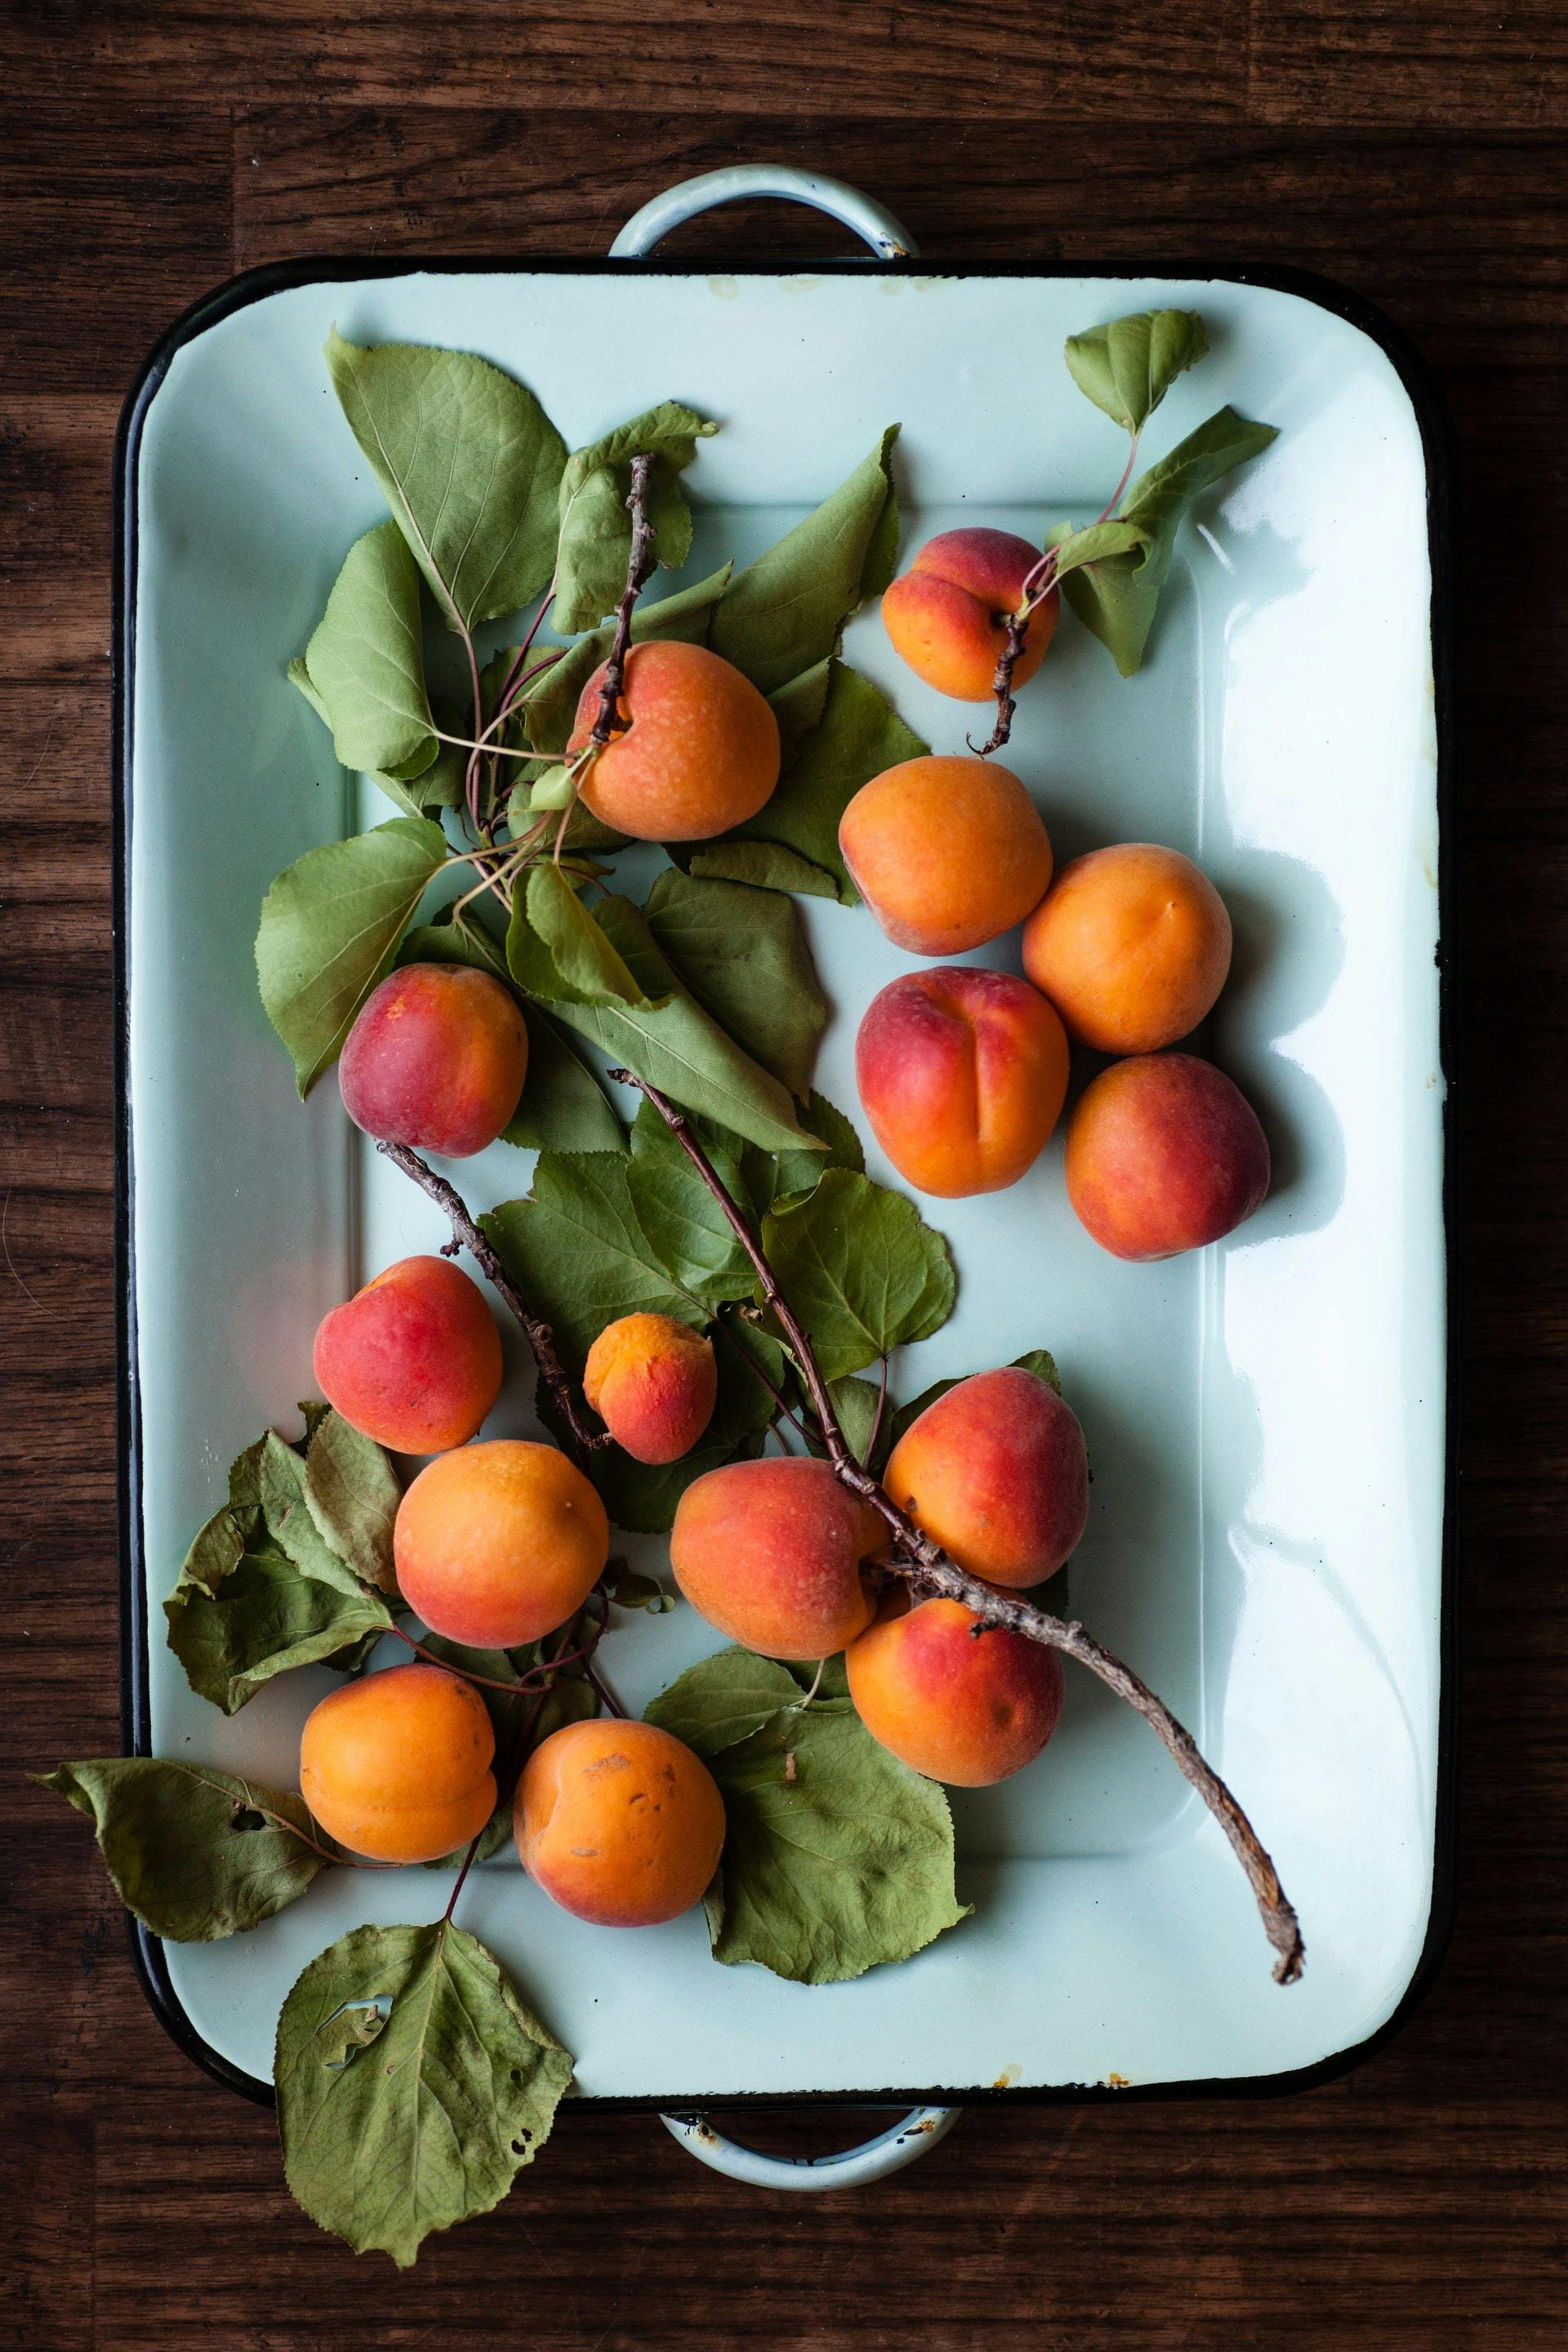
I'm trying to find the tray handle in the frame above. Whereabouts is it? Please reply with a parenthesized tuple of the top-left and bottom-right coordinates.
(609, 166, 919, 261)
(659, 2103, 958, 2191)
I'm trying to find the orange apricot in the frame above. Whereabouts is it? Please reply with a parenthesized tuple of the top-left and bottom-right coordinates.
(394, 1439, 609, 1648)
(583, 1312, 717, 1464)
(515, 1717, 726, 1927)
(300, 1663, 496, 1864)
(567, 639, 780, 841)
(1021, 842, 1232, 1054)
(338, 964, 528, 1158)
(855, 965, 1069, 1197)
(670, 1455, 884, 1660)
(838, 754, 1054, 956)
(1064, 1051, 1271, 1262)
(884, 1366, 1089, 1588)
(312, 1254, 502, 1454)
(881, 528, 1058, 702)
(847, 1592, 1065, 1786)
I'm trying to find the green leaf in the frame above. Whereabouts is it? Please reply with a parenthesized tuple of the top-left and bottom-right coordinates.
(709, 430, 901, 693)
(687, 840, 840, 900)
(521, 564, 735, 757)
(523, 896, 821, 1152)
(300, 521, 437, 777)
(302, 1411, 401, 1594)
(1056, 406, 1278, 677)
(276, 1921, 572, 2267)
(256, 817, 450, 1095)
(626, 1098, 754, 1310)
(39, 1758, 328, 1940)
(256, 1431, 372, 1600)
(1064, 308, 1209, 433)
(705, 661, 926, 905)
(606, 1564, 674, 1614)
(1045, 518, 1151, 581)
(401, 906, 626, 1155)
(552, 401, 719, 634)
(165, 1503, 392, 1715)
(773, 1089, 866, 1200)
(702, 1702, 968, 1984)
(523, 865, 655, 1008)
(644, 867, 826, 1097)
(644, 1648, 803, 1758)
(325, 330, 567, 634)
(761, 1169, 956, 1381)
(827, 1374, 884, 1467)
(484, 1152, 705, 1372)
(886, 1348, 1062, 1454)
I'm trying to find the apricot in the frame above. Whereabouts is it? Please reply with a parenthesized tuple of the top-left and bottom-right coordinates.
(567, 639, 780, 841)
(300, 1663, 496, 1864)
(515, 1717, 726, 1927)
(881, 528, 1058, 702)
(855, 966, 1069, 1197)
(312, 1254, 502, 1454)
(670, 1456, 884, 1659)
(847, 1593, 1065, 1787)
(884, 1366, 1089, 1588)
(394, 1439, 609, 1647)
(583, 1312, 717, 1465)
(1065, 1051, 1271, 1262)
(339, 964, 528, 1157)
(838, 755, 1054, 956)
(1021, 842, 1232, 1054)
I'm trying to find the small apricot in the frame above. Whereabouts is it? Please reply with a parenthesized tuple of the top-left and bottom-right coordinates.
(847, 1593, 1065, 1786)
(312, 1254, 502, 1454)
(568, 639, 780, 841)
(881, 527, 1058, 702)
(1021, 842, 1232, 1054)
(583, 1312, 717, 1464)
(670, 1455, 884, 1660)
(300, 1663, 496, 1864)
(855, 965, 1069, 1197)
(1064, 1051, 1271, 1261)
(838, 755, 1054, 956)
(394, 1439, 609, 1647)
(339, 964, 528, 1157)
(516, 1717, 726, 1927)
(884, 1366, 1089, 1588)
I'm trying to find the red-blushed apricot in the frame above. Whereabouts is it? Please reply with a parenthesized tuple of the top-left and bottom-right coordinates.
(670, 1456, 884, 1660)
(1065, 1052, 1271, 1262)
(583, 1312, 717, 1465)
(855, 966, 1069, 1197)
(1021, 843, 1233, 1054)
(884, 1367, 1089, 1588)
(394, 1440, 609, 1648)
(312, 1254, 502, 1454)
(847, 1592, 1065, 1787)
(300, 1664, 496, 1864)
(881, 528, 1058, 702)
(339, 964, 528, 1158)
(515, 1717, 726, 1927)
(567, 639, 780, 841)
(838, 755, 1054, 956)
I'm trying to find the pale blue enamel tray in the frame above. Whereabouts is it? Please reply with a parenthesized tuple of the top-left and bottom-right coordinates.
(114, 170, 1455, 2188)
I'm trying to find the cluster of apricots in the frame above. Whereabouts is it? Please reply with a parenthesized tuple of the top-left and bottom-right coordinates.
(293, 516, 1275, 1935)
(855, 524, 1272, 1260)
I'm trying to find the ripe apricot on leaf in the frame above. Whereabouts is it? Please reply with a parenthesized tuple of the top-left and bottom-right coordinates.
(670, 1455, 883, 1659)
(839, 755, 1054, 956)
(882, 528, 1058, 703)
(339, 964, 529, 1157)
(394, 1440, 610, 1648)
(583, 1312, 717, 1464)
(568, 639, 781, 842)
(856, 965, 1069, 1197)
(300, 1663, 496, 1864)
(313, 1254, 502, 1454)
(847, 1593, 1065, 1786)
(516, 1717, 726, 1927)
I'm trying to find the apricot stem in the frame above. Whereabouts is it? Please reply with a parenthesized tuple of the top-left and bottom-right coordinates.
(442, 1828, 484, 1924)
(972, 549, 1060, 760)
(372, 1138, 611, 1467)
(615, 1070, 1306, 1988)
(384, 1623, 545, 1698)
(584, 454, 657, 758)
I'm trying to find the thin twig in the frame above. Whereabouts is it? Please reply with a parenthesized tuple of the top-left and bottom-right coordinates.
(385, 1623, 545, 1697)
(972, 546, 1059, 760)
(585, 454, 657, 755)
(373, 1139, 608, 1466)
(615, 1071, 1305, 1988)
(442, 1828, 484, 1924)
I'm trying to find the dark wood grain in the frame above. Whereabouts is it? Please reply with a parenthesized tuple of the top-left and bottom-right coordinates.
(2, 2, 1566, 2343)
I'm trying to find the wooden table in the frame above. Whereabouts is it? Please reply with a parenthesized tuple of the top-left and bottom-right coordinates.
(2, 7, 1564, 2344)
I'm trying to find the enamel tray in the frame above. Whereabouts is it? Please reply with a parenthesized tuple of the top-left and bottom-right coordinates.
(114, 170, 1456, 2178)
